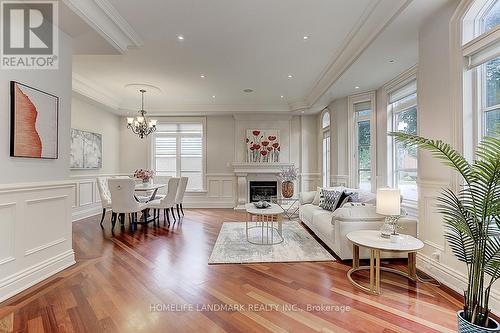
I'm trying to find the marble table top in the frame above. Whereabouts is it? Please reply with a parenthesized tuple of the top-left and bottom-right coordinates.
(346, 230, 424, 252)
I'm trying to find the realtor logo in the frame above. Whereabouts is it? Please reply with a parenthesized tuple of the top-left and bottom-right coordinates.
(1, 0, 58, 69)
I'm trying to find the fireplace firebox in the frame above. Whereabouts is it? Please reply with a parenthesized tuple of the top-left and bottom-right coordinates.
(249, 181, 277, 202)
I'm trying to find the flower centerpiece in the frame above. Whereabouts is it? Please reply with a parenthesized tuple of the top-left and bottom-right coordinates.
(277, 166, 298, 198)
(134, 169, 155, 184)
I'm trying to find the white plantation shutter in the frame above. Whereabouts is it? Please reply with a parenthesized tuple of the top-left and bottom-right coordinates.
(181, 137, 203, 190)
(154, 137, 177, 177)
(153, 122, 204, 190)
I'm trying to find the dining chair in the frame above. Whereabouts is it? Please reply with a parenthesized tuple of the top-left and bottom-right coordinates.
(96, 177, 112, 228)
(147, 177, 180, 226)
(108, 178, 148, 231)
(174, 177, 188, 219)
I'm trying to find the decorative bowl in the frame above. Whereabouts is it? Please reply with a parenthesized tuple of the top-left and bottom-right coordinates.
(253, 201, 271, 209)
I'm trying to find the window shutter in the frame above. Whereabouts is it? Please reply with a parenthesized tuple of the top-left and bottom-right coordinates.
(389, 79, 417, 104)
(463, 27, 500, 69)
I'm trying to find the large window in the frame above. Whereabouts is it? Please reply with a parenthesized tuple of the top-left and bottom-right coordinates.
(152, 122, 204, 191)
(322, 110, 331, 187)
(353, 100, 373, 192)
(389, 80, 418, 202)
(463, 0, 500, 149)
(482, 57, 500, 137)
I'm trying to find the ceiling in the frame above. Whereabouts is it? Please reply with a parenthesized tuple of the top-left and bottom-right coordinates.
(64, 0, 450, 115)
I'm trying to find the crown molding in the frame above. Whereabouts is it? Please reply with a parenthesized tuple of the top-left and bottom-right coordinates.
(304, 0, 413, 108)
(288, 98, 310, 112)
(72, 73, 121, 110)
(382, 64, 418, 93)
(63, 0, 143, 53)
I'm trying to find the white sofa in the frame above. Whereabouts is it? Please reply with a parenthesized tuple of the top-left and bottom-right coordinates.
(299, 186, 417, 260)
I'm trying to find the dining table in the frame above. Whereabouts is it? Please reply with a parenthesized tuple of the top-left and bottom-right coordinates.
(134, 183, 167, 223)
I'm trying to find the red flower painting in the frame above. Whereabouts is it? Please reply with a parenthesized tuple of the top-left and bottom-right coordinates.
(246, 129, 280, 163)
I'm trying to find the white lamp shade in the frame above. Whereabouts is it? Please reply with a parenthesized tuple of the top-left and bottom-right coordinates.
(127, 117, 134, 124)
(376, 188, 401, 215)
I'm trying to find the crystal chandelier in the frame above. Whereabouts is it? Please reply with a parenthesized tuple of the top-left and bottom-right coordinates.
(127, 89, 157, 139)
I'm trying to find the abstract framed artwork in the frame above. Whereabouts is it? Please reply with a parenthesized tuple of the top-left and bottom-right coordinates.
(10, 81, 59, 159)
(70, 129, 102, 169)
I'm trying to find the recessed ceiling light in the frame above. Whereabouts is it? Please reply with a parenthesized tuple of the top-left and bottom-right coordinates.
(355, 86, 360, 89)
(389, 59, 395, 63)
(303, 36, 309, 40)
(280, 95, 284, 99)
(177, 35, 184, 40)
(243, 88, 254, 93)
(212, 95, 216, 98)
(287, 74, 293, 78)
(200, 74, 206, 78)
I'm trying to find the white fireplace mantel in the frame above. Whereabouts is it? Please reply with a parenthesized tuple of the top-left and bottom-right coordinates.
(232, 162, 295, 210)
(232, 162, 295, 175)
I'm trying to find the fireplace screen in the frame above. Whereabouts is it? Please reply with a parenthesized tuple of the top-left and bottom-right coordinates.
(249, 181, 277, 202)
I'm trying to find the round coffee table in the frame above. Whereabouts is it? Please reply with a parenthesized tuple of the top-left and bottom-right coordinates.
(245, 203, 284, 245)
(346, 230, 424, 295)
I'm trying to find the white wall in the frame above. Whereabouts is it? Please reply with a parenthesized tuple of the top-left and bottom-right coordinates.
(0, 33, 73, 185)
(327, 97, 350, 185)
(70, 94, 121, 176)
(0, 32, 75, 302)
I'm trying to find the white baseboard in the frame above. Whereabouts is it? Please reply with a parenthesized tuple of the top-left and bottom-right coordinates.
(72, 205, 102, 222)
(183, 201, 235, 209)
(0, 249, 76, 303)
(417, 253, 500, 314)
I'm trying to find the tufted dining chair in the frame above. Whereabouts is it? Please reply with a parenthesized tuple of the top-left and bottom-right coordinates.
(174, 177, 188, 219)
(96, 177, 112, 227)
(147, 177, 180, 226)
(108, 178, 148, 231)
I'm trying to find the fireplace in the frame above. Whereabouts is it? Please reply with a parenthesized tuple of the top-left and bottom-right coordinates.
(249, 181, 277, 202)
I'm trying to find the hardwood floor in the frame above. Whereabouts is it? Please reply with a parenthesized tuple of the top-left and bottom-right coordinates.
(0, 209, 462, 332)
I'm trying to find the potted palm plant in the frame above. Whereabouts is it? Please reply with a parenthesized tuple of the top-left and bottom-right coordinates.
(390, 131, 499, 332)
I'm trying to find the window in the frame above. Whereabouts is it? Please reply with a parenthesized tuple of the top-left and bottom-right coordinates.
(463, 0, 500, 150)
(353, 101, 373, 192)
(348, 94, 376, 192)
(388, 80, 418, 202)
(483, 57, 500, 137)
(322, 110, 331, 187)
(153, 122, 204, 191)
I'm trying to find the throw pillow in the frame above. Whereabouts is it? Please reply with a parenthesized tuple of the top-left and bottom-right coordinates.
(319, 189, 341, 211)
(312, 187, 321, 205)
(334, 190, 350, 210)
(346, 192, 361, 203)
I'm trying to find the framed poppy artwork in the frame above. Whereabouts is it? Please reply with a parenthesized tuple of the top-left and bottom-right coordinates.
(246, 129, 280, 163)
(10, 81, 59, 159)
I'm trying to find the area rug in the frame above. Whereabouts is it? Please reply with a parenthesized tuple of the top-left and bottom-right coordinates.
(208, 221, 335, 264)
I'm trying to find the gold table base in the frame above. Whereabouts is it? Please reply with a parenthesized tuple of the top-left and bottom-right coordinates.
(245, 213, 284, 245)
(347, 244, 417, 295)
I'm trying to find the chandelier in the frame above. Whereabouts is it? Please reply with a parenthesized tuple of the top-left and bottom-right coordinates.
(126, 89, 157, 139)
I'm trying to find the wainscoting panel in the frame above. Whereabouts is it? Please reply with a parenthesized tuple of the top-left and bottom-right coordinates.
(24, 195, 68, 258)
(300, 173, 321, 192)
(0, 181, 75, 303)
(71, 174, 130, 222)
(78, 181, 94, 207)
(0, 203, 16, 266)
(71, 173, 237, 219)
(184, 174, 236, 208)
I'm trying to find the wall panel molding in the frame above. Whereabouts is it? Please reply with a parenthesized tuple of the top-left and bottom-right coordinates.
(0, 182, 75, 302)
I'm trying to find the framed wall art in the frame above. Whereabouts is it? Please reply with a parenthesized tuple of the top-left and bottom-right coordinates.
(10, 81, 59, 159)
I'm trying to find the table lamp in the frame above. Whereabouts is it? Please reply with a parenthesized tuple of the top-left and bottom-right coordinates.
(376, 188, 401, 238)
